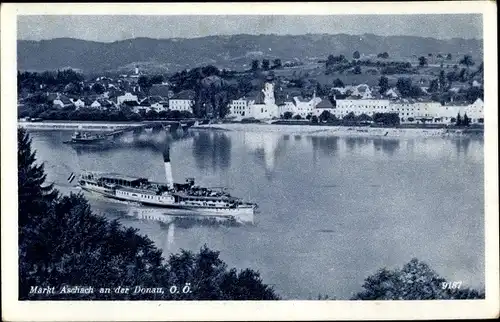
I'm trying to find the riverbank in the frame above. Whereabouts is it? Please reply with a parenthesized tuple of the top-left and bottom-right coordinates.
(17, 121, 144, 131)
(192, 123, 483, 138)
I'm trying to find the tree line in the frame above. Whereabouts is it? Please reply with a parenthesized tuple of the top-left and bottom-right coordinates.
(18, 69, 84, 94)
(251, 59, 283, 71)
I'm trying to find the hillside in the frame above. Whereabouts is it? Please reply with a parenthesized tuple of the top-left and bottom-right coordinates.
(17, 34, 483, 74)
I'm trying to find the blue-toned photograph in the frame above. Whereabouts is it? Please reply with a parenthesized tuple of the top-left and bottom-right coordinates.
(16, 13, 485, 301)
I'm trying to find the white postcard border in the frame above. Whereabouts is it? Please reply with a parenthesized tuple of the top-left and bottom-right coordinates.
(2, 2, 498, 321)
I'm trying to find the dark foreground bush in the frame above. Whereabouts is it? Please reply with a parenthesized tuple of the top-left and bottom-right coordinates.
(352, 258, 484, 300)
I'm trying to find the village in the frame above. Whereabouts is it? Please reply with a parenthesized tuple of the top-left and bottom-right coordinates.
(18, 54, 485, 127)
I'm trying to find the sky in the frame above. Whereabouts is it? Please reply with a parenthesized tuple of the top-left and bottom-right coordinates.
(17, 14, 483, 42)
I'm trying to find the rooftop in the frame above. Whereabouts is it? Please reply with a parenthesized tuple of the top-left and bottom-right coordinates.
(316, 98, 335, 109)
(172, 90, 195, 100)
(96, 172, 146, 182)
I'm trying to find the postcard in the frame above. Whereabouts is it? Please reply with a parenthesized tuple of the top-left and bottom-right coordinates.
(1, 1, 498, 321)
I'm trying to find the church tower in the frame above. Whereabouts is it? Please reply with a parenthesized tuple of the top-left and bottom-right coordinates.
(262, 82, 275, 106)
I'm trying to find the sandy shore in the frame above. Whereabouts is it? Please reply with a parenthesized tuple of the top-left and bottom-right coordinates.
(192, 123, 482, 138)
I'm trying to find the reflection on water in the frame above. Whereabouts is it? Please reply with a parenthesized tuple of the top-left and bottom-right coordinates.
(243, 132, 288, 180)
(192, 131, 232, 172)
(455, 137, 471, 156)
(373, 139, 400, 156)
(28, 129, 484, 300)
(310, 136, 339, 157)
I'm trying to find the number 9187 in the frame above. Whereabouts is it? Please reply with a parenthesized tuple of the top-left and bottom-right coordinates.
(441, 281, 462, 290)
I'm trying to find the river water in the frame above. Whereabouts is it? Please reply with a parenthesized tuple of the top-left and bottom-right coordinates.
(28, 129, 484, 299)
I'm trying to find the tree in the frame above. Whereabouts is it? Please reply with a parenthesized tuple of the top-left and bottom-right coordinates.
(439, 70, 447, 90)
(447, 53, 452, 60)
(272, 59, 282, 69)
(463, 113, 470, 126)
(378, 76, 389, 94)
(326, 54, 335, 71)
(343, 112, 356, 122)
(333, 78, 344, 88)
(353, 66, 362, 74)
(352, 258, 484, 300)
(396, 77, 413, 97)
(251, 60, 260, 71)
(282, 111, 293, 119)
(311, 115, 319, 124)
(319, 110, 332, 123)
(138, 76, 152, 93)
(237, 78, 253, 95)
(293, 114, 302, 120)
(428, 79, 439, 93)
(18, 128, 58, 239)
(446, 71, 456, 84)
(353, 51, 361, 59)
(150, 74, 164, 85)
(306, 113, 312, 120)
(315, 83, 326, 97)
(377, 52, 389, 59)
(418, 56, 428, 67)
(373, 113, 400, 126)
(262, 59, 270, 71)
(91, 83, 105, 95)
(459, 68, 468, 82)
(459, 55, 475, 70)
(465, 86, 484, 103)
(357, 113, 372, 123)
(456, 113, 462, 126)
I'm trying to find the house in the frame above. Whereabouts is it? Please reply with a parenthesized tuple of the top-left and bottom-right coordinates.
(323, 97, 391, 119)
(227, 83, 281, 120)
(117, 92, 139, 105)
(293, 94, 321, 118)
(169, 90, 195, 112)
(313, 98, 336, 118)
(228, 98, 251, 117)
(150, 102, 167, 113)
(250, 83, 280, 119)
(278, 101, 297, 117)
(53, 94, 74, 109)
(385, 88, 401, 99)
(133, 106, 150, 114)
(71, 98, 85, 109)
(350, 84, 373, 99)
(90, 100, 102, 109)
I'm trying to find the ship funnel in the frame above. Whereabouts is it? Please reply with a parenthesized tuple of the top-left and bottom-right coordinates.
(163, 147, 174, 190)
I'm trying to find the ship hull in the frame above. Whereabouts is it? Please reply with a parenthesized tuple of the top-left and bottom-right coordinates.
(81, 185, 255, 223)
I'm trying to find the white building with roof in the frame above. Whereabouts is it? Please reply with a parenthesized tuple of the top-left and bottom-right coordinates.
(169, 90, 195, 112)
(228, 98, 252, 117)
(293, 94, 322, 118)
(71, 98, 85, 110)
(227, 82, 280, 119)
(331, 98, 391, 119)
(250, 83, 279, 119)
(117, 92, 138, 105)
(313, 96, 484, 124)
